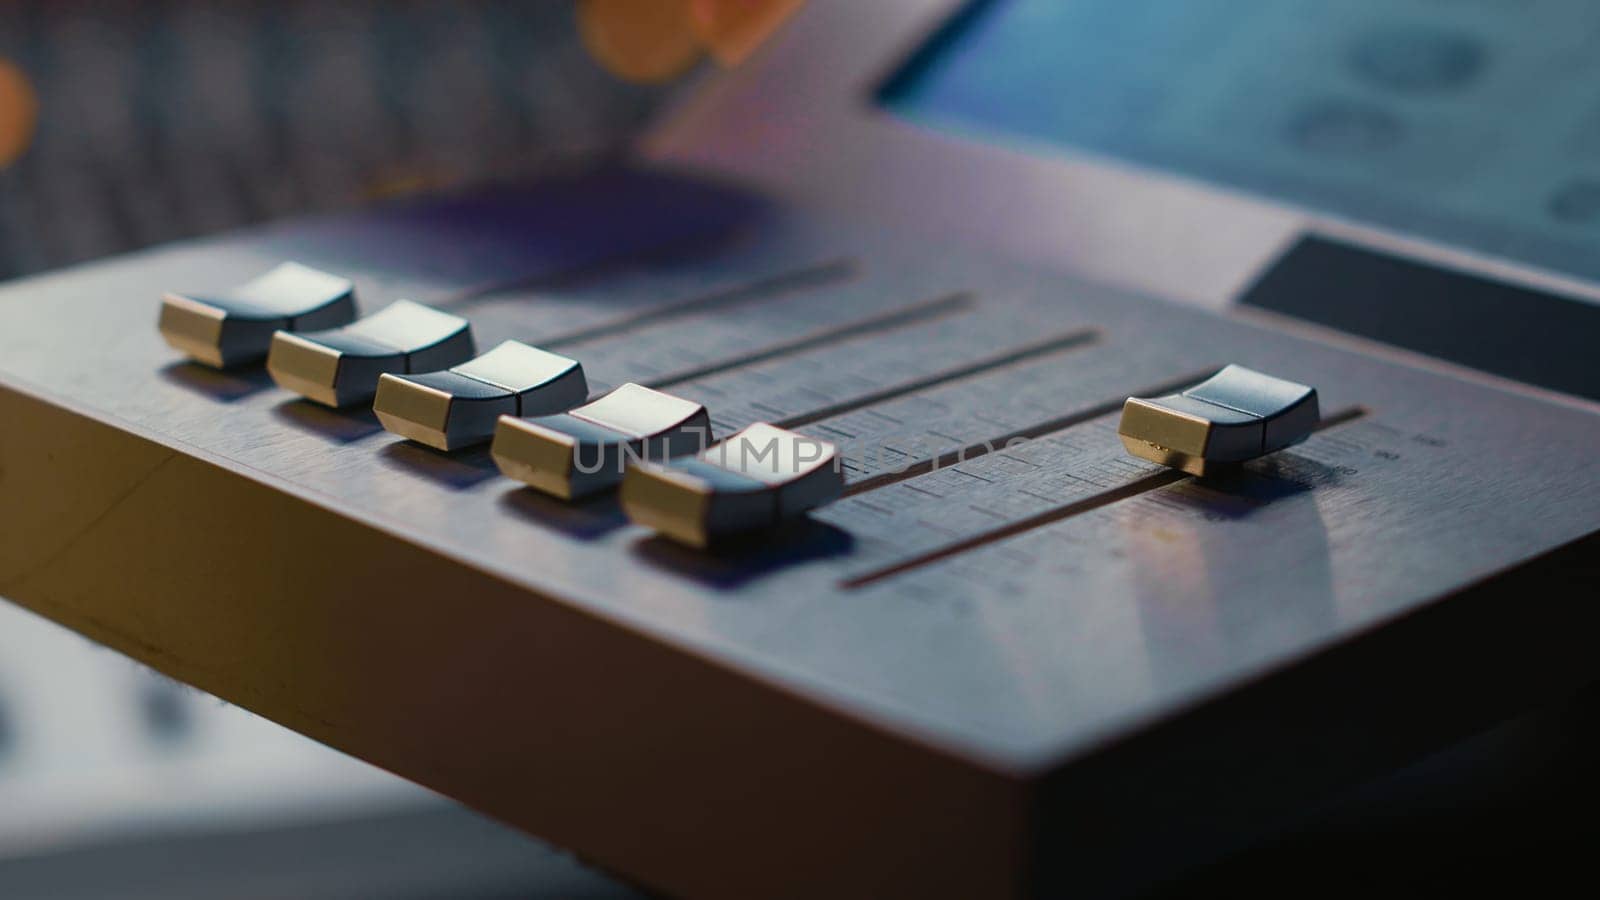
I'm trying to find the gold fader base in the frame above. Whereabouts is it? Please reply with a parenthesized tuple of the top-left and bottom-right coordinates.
(620, 464, 720, 548)
(158, 293, 232, 368)
(1118, 435, 1216, 478)
(1117, 364, 1319, 475)
(266, 331, 349, 407)
(491, 417, 588, 500)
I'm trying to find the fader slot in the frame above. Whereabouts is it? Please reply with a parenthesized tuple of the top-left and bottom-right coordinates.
(645, 292, 974, 388)
(771, 329, 1101, 430)
(541, 282, 1098, 440)
(455, 256, 856, 353)
(377, 289, 972, 451)
(880, 407, 1400, 598)
(831, 367, 1221, 496)
(553, 276, 970, 392)
(668, 320, 1100, 436)
(837, 408, 1368, 588)
(484, 294, 1100, 501)
(536, 260, 856, 349)
(828, 418, 1164, 562)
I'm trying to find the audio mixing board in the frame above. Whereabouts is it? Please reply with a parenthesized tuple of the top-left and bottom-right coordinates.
(2, 163, 1597, 897)
(8, 0, 1600, 894)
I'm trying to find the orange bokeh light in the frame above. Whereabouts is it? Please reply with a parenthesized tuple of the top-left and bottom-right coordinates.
(578, 0, 805, 83)
(577, 0, 703, 85)
(0, 59, 38, 169)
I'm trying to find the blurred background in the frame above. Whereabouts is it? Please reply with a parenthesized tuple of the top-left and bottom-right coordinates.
(0, 603, 644, 899)
(0, 1, 671, 279)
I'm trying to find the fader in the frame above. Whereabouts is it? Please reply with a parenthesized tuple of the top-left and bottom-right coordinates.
(158, 262, 355, 369)
(621, 422, 844, 547)
(1118, 365, 1320, 476)
(267, 300, 474, 408)
(490, 382, 711, 500)
(373, 341, 589, 451)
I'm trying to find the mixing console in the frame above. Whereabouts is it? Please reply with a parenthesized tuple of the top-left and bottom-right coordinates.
(1, 165, 1596, 898)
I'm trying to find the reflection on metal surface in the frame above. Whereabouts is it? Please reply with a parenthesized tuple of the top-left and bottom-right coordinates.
(845, 406, 1363, 589)
(841, 468, 1184, 589)
(1119, 458, 1336, 686)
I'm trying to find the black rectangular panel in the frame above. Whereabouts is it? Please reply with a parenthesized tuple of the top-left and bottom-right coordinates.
(1240, 236, 1600, 401)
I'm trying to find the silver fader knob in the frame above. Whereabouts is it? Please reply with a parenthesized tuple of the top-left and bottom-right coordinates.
(159, 262, 356, 368)
(1118, 364, 1319, 476)
(621, 423, 844, 548)
(491, 383, 710, 500)
(373, 341, 588, 451)
(266, 300, 474, 408)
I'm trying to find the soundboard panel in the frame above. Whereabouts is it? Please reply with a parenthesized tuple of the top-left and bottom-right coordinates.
(2, 165, 1597, 897)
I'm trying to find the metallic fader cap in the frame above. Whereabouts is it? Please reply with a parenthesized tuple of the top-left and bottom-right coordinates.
(373, 341, 589, 451)
(491, 383, 711, 500)
(621, 423, 843, 548)
(267, 300, 474, 408)
(159, 262, 356, 368)
(1118, 364, 1319, 476)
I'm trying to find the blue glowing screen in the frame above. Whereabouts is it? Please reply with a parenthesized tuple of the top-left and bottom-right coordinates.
(882, 0, 1600, 280)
